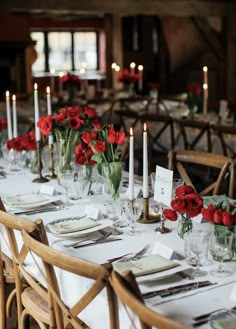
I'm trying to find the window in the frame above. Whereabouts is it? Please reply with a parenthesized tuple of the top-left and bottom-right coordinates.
(31, 31, 98, 74)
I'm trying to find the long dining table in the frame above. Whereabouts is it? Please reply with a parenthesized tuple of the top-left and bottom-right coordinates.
(0, 159, 236, 329)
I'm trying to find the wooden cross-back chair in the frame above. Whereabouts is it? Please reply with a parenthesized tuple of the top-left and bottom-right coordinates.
(211, 124, 236, 159)
(175, 119, 212, 152)
(110, 270, 190, 329)
(0, 207, 48, 329)
(168, 149, 235, 197)
(20, 229, 118, 329)
(115, 109, 141, 136)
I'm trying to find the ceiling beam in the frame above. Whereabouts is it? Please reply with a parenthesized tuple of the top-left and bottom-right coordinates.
(4, 0, 236, 16)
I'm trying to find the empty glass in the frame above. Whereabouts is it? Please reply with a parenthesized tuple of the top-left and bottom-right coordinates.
(59, 170, 74, 206)
(125, 199, 142, 235)
(184, 229, 210, 266)
(209, 232, 234, 277)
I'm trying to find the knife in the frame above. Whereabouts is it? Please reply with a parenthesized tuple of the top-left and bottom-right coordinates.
(74, 238, 122, 248)
(13, 206, 64, 215)
(143, 281, 216, 299)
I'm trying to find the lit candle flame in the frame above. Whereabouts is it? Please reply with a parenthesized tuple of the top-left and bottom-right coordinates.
(6, 91, 10, 97)
(46, 86, 50, 94)
(203, 83, 208, 90)
(111, 62, 117, 69)
(12, 94, 16, 102)
(138, 65, 143, 71)
(144, 123, 147, 131)
(34, 83, 38, 91)
(203, 66, 208, 72)
(115, 65, 120, 72)
(130, 127, 133, 136)
(130, 62, 136, 69)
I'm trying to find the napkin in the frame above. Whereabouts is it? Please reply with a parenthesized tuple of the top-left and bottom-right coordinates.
(47, 217, 99, 234)
(4, 194, 48, 206)
(113, 254, 179, 277)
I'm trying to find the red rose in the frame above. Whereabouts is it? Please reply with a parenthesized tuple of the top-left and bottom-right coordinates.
(37, 115, 52, 136)
(175, 185, 195, 198)
(213, 209, 223, 225)
(93, 123, 101, 130)
(171, 198, 187, 213)
(94, 141, 106, 153)
(222, 211, 234, 226)
(67, 107, 82, 117)
(185, 194, 203, 217)
(75, 153, 86, 165)
(68, 117, 81, 130)
(201, 204, 214, 222)
(81, 131, 92, 144)
(163, 209, 177, 221)
(84, 107, 97, 118)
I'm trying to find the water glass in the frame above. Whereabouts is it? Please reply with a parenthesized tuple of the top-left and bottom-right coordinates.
(184, 229, 209, 266)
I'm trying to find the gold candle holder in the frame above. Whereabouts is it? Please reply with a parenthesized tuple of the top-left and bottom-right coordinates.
(46, 144, 57, 180)
(138, 197, 160, 224)
(32, 142, 49, 183)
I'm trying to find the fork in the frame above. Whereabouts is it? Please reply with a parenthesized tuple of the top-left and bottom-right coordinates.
(106, 243, 151, 263)
(64, 231, 111, 248)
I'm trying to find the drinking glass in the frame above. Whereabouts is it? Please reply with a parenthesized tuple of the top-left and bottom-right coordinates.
(209, 232, 233, 277)
(185, 231, 209, 277)
(59, 170, 74, 206)
(126, 199, 142, 235)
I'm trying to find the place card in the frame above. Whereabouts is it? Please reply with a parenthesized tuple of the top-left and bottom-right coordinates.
(85, 205, 102, 220)
(152, 241, 175, 260)
(40, 184, 56, 196)
(192, 213, 204, 223)
(154, 166, 173, 207)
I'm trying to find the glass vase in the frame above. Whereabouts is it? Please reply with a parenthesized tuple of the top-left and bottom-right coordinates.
(211, 224, 236, 261)
(177, 215, 193, 239)
(101, 162, 122, 201)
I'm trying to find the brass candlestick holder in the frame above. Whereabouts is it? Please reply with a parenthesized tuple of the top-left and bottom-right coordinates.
(46, 144, 57, 180)
(138, 197, 160, 224)
(32, 141, 49, 183)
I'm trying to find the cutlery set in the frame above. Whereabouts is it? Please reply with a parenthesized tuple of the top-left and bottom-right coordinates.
(106, 244, 151, 263)
(14, 205, 65, 215)
(192, 306, 236, 327)
(142, 280, 216, 299)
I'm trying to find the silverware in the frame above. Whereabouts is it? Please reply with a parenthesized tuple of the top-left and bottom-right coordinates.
(13, 206, 65, 215)
(143, 281, 216, 299)
(192, 306, 236, 322)
(74, 238, 122, 249)
(107, 244, 151, 263)
(64, 231, 111, 248)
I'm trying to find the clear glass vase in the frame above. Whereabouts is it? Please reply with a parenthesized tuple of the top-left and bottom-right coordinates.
(101, 162, 122, 201)
(177, 215, 193, 239)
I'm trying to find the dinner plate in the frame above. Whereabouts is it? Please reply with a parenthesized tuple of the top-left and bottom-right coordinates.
(3, 194, 53, 209)
(46, 218, 113, 238)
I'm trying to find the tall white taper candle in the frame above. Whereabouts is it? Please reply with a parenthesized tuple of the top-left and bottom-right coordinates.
(12, 94, 18, 138)
(128, 127, 134, 200)
(5, 91, 12, 140)
(138, 65, 143, 91)
(34, 83, 41, 142)
(46, 86, 53, 145)
(143, 123, 149, 198)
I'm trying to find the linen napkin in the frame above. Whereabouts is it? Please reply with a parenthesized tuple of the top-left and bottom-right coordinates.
(113, 254, 179, 277)
(4, 193, 48, 206)
(47, 217, 99, 234)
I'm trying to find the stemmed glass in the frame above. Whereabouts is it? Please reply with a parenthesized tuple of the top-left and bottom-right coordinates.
(186, 231, 209, 277)
(59, 170, 74, 206)
(209, 232, 234, 277)
(126, 199, 142, 235)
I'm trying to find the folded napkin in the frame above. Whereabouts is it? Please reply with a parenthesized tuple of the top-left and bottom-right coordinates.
(113, 254, 179, 277)
(48, 217, 99, 234)
(4, 193, 48, 206)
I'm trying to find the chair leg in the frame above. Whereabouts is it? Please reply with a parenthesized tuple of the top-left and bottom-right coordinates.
(21, 310, 47, 329)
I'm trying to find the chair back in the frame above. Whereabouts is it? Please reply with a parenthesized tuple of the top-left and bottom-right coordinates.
(21, 230, 118, 329)
(175, 119, 211, 152)
(168, 149, 235, 197)
(0, 207, 48, 328)
(110, 270, 189, 329)
(211, 124, 236, 158)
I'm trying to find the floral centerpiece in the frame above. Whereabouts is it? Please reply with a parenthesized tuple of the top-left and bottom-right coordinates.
(201, 196, 236, 258)
(163, 185, 203, 238)
(37, 106, 99, 172)
(118, 69, 141, 95)
(77, 124, 125, 200)
(60, 72, 81, 101)
(185, 83, 202, 119)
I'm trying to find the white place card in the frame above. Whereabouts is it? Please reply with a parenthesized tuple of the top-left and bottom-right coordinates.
(40, 184, 56, 196)
(154, 165, 173, 207)
(85, 205, 102, 220)
(152, 241, 175, 260)
(192, 213, 204, 223)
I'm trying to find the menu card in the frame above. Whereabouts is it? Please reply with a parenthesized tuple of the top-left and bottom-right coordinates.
(113, 254, 179, 277)
(154, 166, 173, 206)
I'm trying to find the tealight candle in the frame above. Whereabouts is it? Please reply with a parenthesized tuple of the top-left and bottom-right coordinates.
(12, 94, 18, 138)
(34, 83, 41, 142)
(5, 91, 12, 140)
(128, 127, 134, 201)
(143, 123, 149, 198)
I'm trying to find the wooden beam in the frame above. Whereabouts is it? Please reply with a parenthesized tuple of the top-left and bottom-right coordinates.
(5, 0, 236, 17)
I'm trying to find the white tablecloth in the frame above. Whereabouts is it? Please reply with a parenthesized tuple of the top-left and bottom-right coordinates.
(0, 162, 236, 328)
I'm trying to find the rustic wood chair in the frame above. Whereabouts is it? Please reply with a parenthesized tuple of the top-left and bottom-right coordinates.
(211, 124, 236, 159)
(168, 149, 235, 197)
(115, 109, 141, 136)
(20, 229, 118, 329)
(175, 119, 212, 152)
(0, 208, 48, 329)
(110, 270, 189, 329)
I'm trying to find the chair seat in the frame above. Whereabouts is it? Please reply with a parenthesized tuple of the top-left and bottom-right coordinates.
(21, 287, 50, 324)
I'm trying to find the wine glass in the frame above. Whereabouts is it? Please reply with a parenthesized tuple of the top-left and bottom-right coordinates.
(59, 170, 74, 206)
(185, 231, 209, 277)
(209, 232, 234, 277)
(126, 199, 142, 235)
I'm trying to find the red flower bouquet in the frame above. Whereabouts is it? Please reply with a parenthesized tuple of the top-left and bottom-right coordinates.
(163, 185, 203, 238)
(37, 106, 99, 171)
(60, 72, 81, 87)
(185, 83, 202, 111)
(7, 130, 37, 152)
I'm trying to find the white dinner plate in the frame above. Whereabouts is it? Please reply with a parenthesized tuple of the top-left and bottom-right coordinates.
(46, 218, 113, 238)
(3, 194, 53, 209)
